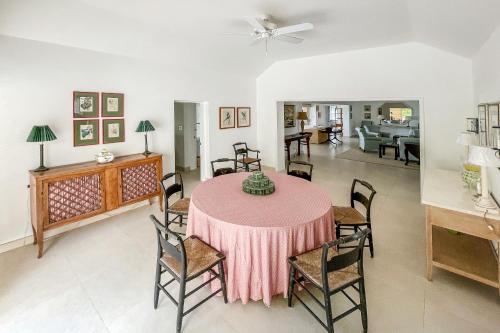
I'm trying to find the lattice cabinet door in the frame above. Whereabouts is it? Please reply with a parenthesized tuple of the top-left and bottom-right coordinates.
(118, 160, 160, 206)
(43, 171, 106, 229)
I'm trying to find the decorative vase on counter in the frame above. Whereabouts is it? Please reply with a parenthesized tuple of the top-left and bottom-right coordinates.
(95, 148, 114, 164)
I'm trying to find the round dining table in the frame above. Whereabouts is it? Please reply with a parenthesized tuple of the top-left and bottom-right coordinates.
(186, 171, 334, 306)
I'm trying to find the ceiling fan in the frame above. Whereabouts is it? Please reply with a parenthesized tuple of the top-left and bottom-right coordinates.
(242, 15, 314, 54)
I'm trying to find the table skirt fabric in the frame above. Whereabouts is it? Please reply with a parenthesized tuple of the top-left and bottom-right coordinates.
(187, 201, 334, 306)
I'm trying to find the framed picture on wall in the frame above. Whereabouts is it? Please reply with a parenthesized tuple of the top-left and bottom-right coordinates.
(478, 104, 487, 145)
(102, 119, 125, 144)
(364, 113, 371, 119)
(219, 107, 235, 129)
(364, 105, 371, 112)
(73, 91, 99, 118)
(487, 103, 499, 147)
(101, 93, 124, 117)
(73, 119, 99, 146)
(237, 107, 251, 127)
(284, 104, 295, 128)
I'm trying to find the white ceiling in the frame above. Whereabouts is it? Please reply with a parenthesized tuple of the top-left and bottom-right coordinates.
(1, 0, 499, 75)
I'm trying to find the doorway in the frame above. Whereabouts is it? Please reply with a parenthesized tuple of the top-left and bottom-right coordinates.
(174, 101, 208, 182)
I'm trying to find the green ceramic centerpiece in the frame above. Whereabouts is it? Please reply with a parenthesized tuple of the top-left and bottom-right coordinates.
(242, 171, 275, 196)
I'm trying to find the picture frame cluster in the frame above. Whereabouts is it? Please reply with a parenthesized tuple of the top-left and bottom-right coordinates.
(219, 107, 251, 129)
(73, 91, 125, 146)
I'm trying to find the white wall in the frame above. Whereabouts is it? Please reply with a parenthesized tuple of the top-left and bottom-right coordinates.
(473, 26, 500, 201)
(257, 42, 474, 171)
(0, 35, 256, 247)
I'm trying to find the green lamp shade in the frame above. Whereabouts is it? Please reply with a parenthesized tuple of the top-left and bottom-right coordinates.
(135, 120, 155, 133)
(26, 125, 57, 142)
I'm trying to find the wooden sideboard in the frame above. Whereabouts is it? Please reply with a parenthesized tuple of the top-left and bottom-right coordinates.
(29, 153, 163, 258)
(422, 169, 500, 295)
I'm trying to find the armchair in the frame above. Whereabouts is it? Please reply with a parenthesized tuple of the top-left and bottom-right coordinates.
(356, 128, 392, 152)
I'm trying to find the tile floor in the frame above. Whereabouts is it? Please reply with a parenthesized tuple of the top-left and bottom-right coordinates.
(1, 139, 499, 333)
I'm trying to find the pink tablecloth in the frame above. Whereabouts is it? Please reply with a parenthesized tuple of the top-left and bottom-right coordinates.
(186, 171, 334, 306)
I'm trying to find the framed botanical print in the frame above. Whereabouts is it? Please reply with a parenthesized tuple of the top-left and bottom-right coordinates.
(364, 113, 371, 119)
(284, 105, 295, 128)
(487, 103, 500, 147)
(102, 93, 124, 117)
(73, 119, 99, 146)
(237, 107, 251, 127)
(466, 118, 479, 134)
(478, 104, 487, 146)
(73, 91, 99, 118)
(102, 119, 125, 144)
(219, 107, 235, 129)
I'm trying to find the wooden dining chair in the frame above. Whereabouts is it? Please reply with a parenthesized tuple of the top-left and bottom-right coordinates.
(233, 142, 261, 172)
(287, 161, 313, 181)
(160, 172, 190, 233)
(288, 229, 370, 333)
(211, 158, 237, 177)
(333, 179, 376, 257)
(150, 215, 228, 333)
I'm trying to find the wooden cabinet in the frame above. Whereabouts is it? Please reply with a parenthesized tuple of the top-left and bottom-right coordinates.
(29, 153, 163, 258)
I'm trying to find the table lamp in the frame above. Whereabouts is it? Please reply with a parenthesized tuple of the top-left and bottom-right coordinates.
(135, 120, 155, 155)
(26, 125, 57, 172)
(456, 132, 478, 161)
(468, 145, 500, 213)
(296, 112, 308, 133)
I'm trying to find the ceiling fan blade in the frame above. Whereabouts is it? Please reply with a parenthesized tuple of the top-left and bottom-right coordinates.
(245, 17, 266, 32)
(274, 34, 303, 44)
(274, 23, 314, 36)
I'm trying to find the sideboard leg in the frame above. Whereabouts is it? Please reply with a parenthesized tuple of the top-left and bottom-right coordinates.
(159, 194, 164, 212)
(37, 233, 44, 258)
(31, 223, 37, 245)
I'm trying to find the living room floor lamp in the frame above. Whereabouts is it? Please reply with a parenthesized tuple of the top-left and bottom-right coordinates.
(468, 145, 500, 213)
(26, 125, 57, 172)
(136, 120, 155, 156)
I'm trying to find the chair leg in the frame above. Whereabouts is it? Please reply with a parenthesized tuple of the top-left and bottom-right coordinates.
(335, 225, 341, 240)
(367, 224, 374, 258)
(153, 262, 161, 309)
(177, 279, 186, 333)
(218, 261, 228, 303)
(323, 290, 334, 333)
(287, 265, 296, 307)
(179, 215, 183, 227)
(359, 279, 368, 333)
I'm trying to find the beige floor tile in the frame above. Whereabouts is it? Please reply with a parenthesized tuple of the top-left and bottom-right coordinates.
(1, 138, 498, 333)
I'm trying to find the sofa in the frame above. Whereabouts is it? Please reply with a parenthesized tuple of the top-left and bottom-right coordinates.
(398, 137, 420, 161)
(355, 127, 392, 152)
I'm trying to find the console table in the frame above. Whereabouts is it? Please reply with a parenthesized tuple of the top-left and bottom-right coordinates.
(29, 153, 163, 258)
(422, 169, 500, 295)
(285, 132, 312, 161)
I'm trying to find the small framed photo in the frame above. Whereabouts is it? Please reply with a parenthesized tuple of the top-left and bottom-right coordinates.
(73, 91, 99, 118)
(219, 107, 235, 129)
(102, 93, 124, 117)
(237, 107, 251, 127)
(73, 119, 99, 146)
(102, 119, 125, 144)
(466, 118, 479, 134)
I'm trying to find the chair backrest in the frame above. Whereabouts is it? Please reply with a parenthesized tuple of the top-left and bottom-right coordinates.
(287, 161, 313, 181)
(321, 229, 370, 286)
(350, 179, 376, 222)
(211, 158, 237, 177)
(150, 214, 187, 276)
(233, 142, 249, 158)
(160, 172, 184, 209)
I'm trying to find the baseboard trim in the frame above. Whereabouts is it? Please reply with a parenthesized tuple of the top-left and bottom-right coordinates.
(0, 200, 152, 255)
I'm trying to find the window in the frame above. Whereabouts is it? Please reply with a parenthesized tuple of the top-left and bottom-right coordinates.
(389, 108, 412, 121)
(329, 105, 343, 125)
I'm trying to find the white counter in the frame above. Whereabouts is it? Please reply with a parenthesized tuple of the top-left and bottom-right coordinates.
(422, 168, 500, 221)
